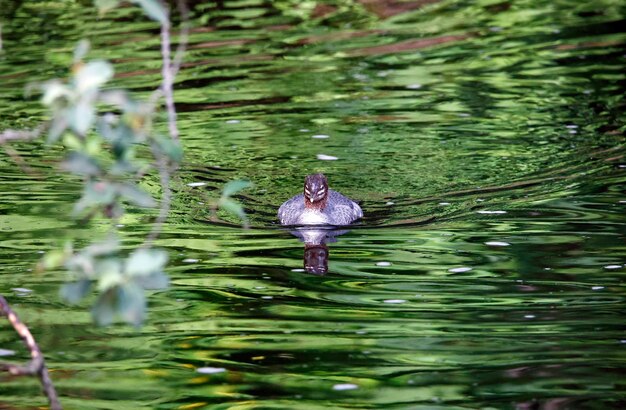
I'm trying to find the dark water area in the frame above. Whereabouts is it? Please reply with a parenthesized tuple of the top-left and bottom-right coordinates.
(1, 0, 626, 408)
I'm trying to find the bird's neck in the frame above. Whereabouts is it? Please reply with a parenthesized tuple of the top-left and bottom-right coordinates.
(305, 196, 327, 211)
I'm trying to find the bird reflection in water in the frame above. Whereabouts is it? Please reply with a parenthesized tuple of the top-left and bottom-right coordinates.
(289, 227, 350, 275)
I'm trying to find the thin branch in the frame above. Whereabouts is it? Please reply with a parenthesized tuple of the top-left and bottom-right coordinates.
(0, 295, 62, 410)
(0, 125, 44, 143)
(0, 125, 46, 176)
(159, 4, 179, 142)
(171, 0, 190, 78)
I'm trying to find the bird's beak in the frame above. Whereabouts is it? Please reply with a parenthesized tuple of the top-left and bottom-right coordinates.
(309, 197, 314, 203)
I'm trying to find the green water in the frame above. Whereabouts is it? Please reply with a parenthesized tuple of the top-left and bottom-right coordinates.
(1, 0, 626, 408)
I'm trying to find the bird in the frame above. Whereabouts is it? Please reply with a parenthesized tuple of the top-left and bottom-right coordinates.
(278, 173, 363, 226)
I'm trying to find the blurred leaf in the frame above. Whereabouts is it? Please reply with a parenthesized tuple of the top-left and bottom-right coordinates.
(73, 181, 117, 215)
(84, 236, 119, 257)
(69, 98, 96, 135)
(92, 289, 116, 326)
(73, 39, 90, 63)
(118, 283, 146, 326)
(84, 135, 102, 156)
(136, 271, 169, 290)
(96, 258, 124, 291)
(99, 90, 137, 112)
(38, 249, 68, 271)
(220, 197, 246, 219)
(60, 279, 92, 304)
(117, 183, 157, 208)
(94, 0, 121, 13)
(132, 0, 168, 24)
(154, 134, 183, 162)
(63, 133, 83, 151)
(41, 80, 72, 106)
(222, 180, 253, 198)
(65, 253, 95, 277)
(47, 116, 68, 144)
(74, 60, 113, 93)
(126, 248, 168, 277)
(61, 152, 102, 176)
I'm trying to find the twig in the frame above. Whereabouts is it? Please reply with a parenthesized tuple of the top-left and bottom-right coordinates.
(0, 125, 44, 143)
(159, 3, 179, 142)
(0, 295, 62, 410)
(0, 125, 46, 176)
(171, 0, 190, 78)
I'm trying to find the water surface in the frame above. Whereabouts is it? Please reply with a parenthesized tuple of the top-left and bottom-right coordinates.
(1, 0, 625, 408)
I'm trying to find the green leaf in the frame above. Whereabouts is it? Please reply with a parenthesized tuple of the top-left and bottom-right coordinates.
(94, 0, 121, 14)
(74, 60, 113, 93)
(60, 279, 92, 304)
(92, 289, 116, 326)
(118, 283, 146, 326)
(125, 248, 168, 277)
(154, 134, 183, 162)
(41, 80, 72, 106)
(68, 98, 96, 135)
(84, 236, 119, 257)
(73, 39, 90, 63)
(132, 0, 168, 24)
(61, 152, 102, 176)
(96, 258, 124, 291)
(117, 183, 157, 208)
(136, 271, 169, 290)
(220, 197, 246, 219)
(39, 249, 68, 270)
(222, 180, 253, 198)
(47, 116, 68, 144)
(73, 181, 117, 215)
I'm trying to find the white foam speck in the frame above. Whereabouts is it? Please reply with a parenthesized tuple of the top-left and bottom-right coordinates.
(376, 261, 392, 266)
(182, 258, 199, 263)
(187, 182, 206, 187)
(386, 201, 395, 205)
(524, 314, 536, 319)
(12, 287, 32, 293)
(406, 83, 422, 89)
(439, 202, 451, 206)
(485, 241, 510, 247)
(333, 383, 358, 391)
(383, 299, 406, 304)
(225, 119, 240, 124)
(312, 134, 330, 139)
(604, 264, 622, 270)
(477, 210, 507, 214)
(291, 268, 305, 272)
(261, 296, 273, 300)
(448, 267, 472, 273)
(197, 367, 226, 374)
(591, 286, 604, 290)
(317, 154, 338, 161)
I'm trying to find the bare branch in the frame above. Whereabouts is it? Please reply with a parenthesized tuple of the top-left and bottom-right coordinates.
(0, 295, 62, 410)
(171, 0, 190, 78)
(0, 125, 44, 143)
(159, 4, 179, 142)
